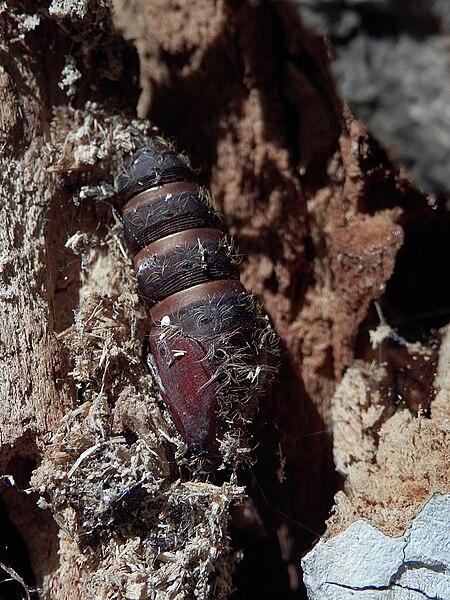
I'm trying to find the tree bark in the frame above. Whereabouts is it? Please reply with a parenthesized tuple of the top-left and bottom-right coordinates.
(0, 1, 448, 599)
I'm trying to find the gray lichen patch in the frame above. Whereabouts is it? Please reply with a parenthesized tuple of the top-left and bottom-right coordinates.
(302, 494, 450, 599)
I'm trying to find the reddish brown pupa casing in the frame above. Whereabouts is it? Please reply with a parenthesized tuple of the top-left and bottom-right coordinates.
(116, 138, 277, 453)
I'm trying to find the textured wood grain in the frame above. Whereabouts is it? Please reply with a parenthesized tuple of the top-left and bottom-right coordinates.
(1, 1, 448, 599)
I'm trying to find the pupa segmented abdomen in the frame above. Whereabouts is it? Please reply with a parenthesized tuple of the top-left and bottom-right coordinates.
(116, 138, 276, 452)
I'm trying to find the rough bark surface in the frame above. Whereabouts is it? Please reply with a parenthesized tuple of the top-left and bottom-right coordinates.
(0, 1, 448, 599)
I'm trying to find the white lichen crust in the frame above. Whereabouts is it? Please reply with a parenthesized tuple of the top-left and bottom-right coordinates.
(302, 494, 450, 599)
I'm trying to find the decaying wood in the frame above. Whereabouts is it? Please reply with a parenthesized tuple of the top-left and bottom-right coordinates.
(0, 1, 449, 599)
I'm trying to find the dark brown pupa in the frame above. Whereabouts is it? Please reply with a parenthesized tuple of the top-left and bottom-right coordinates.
(116, 138, 277, 455)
